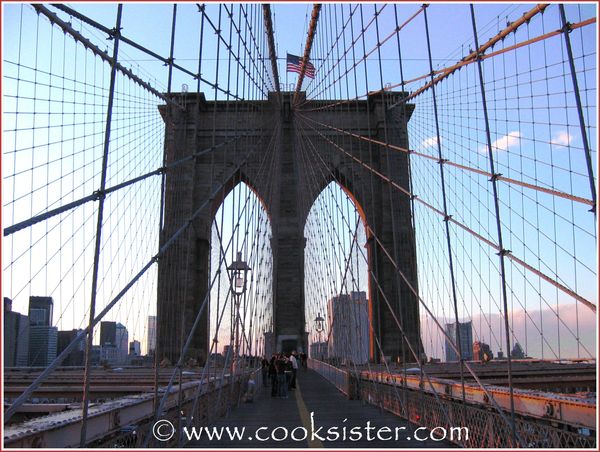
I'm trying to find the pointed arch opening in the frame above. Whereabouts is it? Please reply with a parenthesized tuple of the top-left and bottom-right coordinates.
(209, 181, 273, 364)
(303, 181, 372, 365)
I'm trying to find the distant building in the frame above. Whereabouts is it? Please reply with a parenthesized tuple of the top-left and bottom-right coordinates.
(91, 345, 102, 365)
(29, 326, 58, 366)
(473, 341, 493, 362)
(99, 321, 128, 364)
(29, 296, 53, 326)
(101, 345, 119, 364)
(511, 342, 526, 359)
(445, 321, 473, 361)
(28, 296, 57, 366)
(57, 329, 85, 366)
(4, 298, 30, 367)
(147, 316, 156, 355)
(116, 323, 128, 363)
(129, 340, 141, 357)
(100, 321, 117, 347)
(327, 291, 369, 364)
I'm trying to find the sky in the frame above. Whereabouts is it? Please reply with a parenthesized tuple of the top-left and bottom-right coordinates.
(2, 2, 597, 360)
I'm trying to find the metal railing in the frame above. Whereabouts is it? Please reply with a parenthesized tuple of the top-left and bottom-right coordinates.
(307, 358, 351, 396)
(308, 359, 596, 448)
(4, 369, 261, 448)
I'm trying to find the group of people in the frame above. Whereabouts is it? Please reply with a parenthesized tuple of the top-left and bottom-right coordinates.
(261, 351, 307, 398)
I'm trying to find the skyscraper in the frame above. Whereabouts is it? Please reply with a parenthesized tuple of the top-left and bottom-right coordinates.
(4, 298, 29, 367)
(99, 321, 128, 364)
(129, 340, 141, 356)
(115, 323, 129, 364)
(28, 296, 53, 326)
(327, 291, 369, 364)
(147, 315, 156, 356)
(28, 296, 57, 367)
(445, 321, 473, 362)
(57, 329, 85, 366)
(100, 321, 117, 346)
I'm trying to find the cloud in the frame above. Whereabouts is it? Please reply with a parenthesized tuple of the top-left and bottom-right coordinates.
(491, 131, 520, 152)
(420, 304, 596, 360)
(550, 131, 573, 147)
(478, 131, 521, 153)
(421, 136, 439, 148)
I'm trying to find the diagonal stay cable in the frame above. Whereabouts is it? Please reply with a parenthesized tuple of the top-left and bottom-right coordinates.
(33, 4, 182, 109)
(297, 113, 596, 314)
(296, 119, 457, 432)
(296, 123, 413, 418)
(4, 133, 253, 236)
(298, 116, 594, 208)
(3, 144, 265, 423)
(185, 122, 279, 434)
(296, 114, 525, 443)
(144, 116, 279, 446)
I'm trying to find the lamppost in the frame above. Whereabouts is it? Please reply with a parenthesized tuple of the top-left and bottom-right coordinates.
(227, 251, 251, 376)
(314, 312, 325, 361)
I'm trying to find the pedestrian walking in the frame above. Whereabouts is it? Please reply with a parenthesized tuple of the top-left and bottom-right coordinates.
(261, 356, 269, 387)
(276, 354, 288, 398)
(289, 351, 298, 389)
(269, 355, 278, 397)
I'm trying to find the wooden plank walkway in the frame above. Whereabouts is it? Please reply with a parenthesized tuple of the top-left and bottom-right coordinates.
(190, 369, 454, 448)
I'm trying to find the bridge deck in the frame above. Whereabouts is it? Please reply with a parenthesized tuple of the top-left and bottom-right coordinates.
(191, 369, 453, 448)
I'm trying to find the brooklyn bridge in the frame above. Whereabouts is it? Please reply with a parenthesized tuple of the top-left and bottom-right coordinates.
(2, 3, 597, 448)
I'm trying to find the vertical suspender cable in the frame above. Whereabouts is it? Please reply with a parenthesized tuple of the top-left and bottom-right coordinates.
(422, 6, 466, 402)
(167, 4, 177, 94)
(470, 4, 518, 445)
(558, 4, 596, 214)
(358, 4, 382, 364)
(79, 4, 122, 447)
(374, 4, 407, 368)
(392, 3, 411, 412)
(196, 4, 206, 93)
(154, 2, 178, 422)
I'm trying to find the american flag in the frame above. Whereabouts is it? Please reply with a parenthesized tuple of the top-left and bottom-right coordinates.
(286, 53, 315, 79)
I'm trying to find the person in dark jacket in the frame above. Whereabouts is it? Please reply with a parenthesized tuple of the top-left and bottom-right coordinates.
(276, 354, 288, 398)
(300, 352, 308, 370)
(261, 357, 270, 387)
(269, 355, 278, 397)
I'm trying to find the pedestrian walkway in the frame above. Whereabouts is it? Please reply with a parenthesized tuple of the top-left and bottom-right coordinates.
(190, 369, 454, 448)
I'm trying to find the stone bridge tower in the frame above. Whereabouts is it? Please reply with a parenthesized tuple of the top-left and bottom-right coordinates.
(157, 91, 422, 365)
